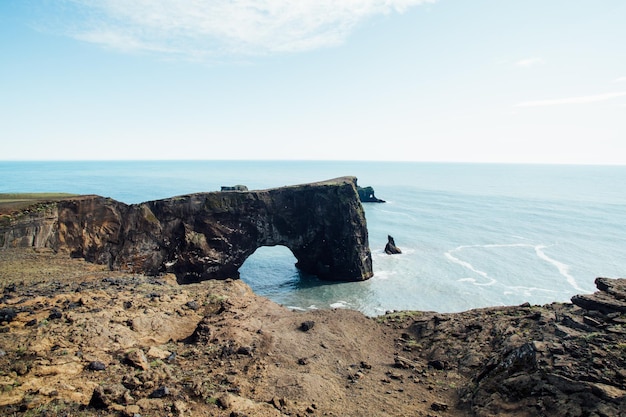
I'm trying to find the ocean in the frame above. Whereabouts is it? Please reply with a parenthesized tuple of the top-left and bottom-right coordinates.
(2, 160, 625, 315)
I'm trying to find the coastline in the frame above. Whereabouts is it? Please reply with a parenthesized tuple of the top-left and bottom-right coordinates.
(1, 247, 625, 416)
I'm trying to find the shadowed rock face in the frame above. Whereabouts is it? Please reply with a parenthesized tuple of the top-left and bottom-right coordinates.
(0, 177, 373, 284)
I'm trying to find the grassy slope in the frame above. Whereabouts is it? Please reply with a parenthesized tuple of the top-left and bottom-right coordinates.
(0, 193, 78, 214)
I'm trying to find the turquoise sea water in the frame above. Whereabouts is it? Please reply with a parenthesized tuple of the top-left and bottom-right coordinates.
(2, 161, 625, 315)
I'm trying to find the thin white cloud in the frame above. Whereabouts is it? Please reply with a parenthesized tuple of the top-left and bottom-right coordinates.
(58, 0, 436, 59)
(516, 91, 626, 107)
(515, 57, 544, 68)
(615, 76, 626, 82)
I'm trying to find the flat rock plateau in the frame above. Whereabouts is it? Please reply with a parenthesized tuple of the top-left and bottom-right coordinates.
(1, 247, 625, 417)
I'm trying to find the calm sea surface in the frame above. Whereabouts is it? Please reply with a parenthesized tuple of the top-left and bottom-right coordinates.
(2, 160, 625, 315)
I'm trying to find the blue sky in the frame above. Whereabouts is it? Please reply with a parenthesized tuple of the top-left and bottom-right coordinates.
(1, 0, 625, 163)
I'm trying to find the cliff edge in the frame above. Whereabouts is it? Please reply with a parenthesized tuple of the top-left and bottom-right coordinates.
(0, 177, 373, 283)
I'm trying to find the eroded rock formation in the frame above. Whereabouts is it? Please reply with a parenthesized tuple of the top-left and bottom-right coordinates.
(357, 186, 385, 203)
(0, 177, 373, 283)
(384, 235, 402, 255)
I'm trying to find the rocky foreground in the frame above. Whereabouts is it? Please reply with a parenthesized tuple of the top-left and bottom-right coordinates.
(1, 248, 625, 417)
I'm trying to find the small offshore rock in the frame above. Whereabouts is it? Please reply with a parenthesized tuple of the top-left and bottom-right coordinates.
(300, 321, 315, 332)
(384, 235, 402, 255)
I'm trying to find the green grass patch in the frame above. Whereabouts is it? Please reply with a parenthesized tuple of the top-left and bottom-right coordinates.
(0, 193, 78, 202)
(0, 193, 78, 215)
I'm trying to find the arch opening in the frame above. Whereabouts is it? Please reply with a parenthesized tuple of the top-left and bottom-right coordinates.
(239, 245, 307, 297)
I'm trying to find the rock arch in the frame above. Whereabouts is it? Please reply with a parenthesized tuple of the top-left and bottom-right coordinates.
(1, 177, 373, 284)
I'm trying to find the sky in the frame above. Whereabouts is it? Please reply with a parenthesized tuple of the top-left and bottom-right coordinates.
(1, 0, 625, 164)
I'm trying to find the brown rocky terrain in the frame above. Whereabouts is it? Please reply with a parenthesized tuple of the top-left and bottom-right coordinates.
(1, 247, 625, 417)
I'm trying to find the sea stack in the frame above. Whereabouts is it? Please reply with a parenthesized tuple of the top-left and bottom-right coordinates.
(384, 235, 402, 255)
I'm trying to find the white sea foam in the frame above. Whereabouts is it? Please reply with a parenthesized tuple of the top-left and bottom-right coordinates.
(445, 246, 497, 286)
(534, 245, 585, 292)
(447, 242, 586, 293)
(504, 285, 559, 296)
(373, 270, 395, 280)
(330, 301, 350, 309)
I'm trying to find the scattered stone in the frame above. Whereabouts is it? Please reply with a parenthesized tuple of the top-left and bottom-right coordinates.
(236, 346, 253, 356)
(395, 355, 419, 369)
(48, 309, 63, 320)
(25, 318, 38, 327)
(89, 384, 132, 409)
(173, 400, 187, 415)
(428, 359, 447, 370)
(185, 300, 199, 310)
(300, 321, 315, 332)
(431, 402, 449, 411)
(126, 349, 150, 370)
(13, 362, 29, 376)
(124, 404, 141, 416)
(88, 361, 107, 371)
(149, 386, 170, 398)
(297, 357, 310, 365)
(386, 371, 404, 381)
(0, 307, 17, 323)
(147, 346, 171, 360)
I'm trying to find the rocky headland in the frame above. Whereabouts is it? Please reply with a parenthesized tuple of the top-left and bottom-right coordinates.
(0, 186, 625, 416)
(0, 178, 372, 284)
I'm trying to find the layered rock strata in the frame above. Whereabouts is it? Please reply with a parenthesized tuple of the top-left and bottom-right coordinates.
(391, 277, 626, 416)
(0, 177, 373, 283)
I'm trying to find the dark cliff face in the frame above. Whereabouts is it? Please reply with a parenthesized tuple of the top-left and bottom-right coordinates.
(0, 177, 373, 284)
